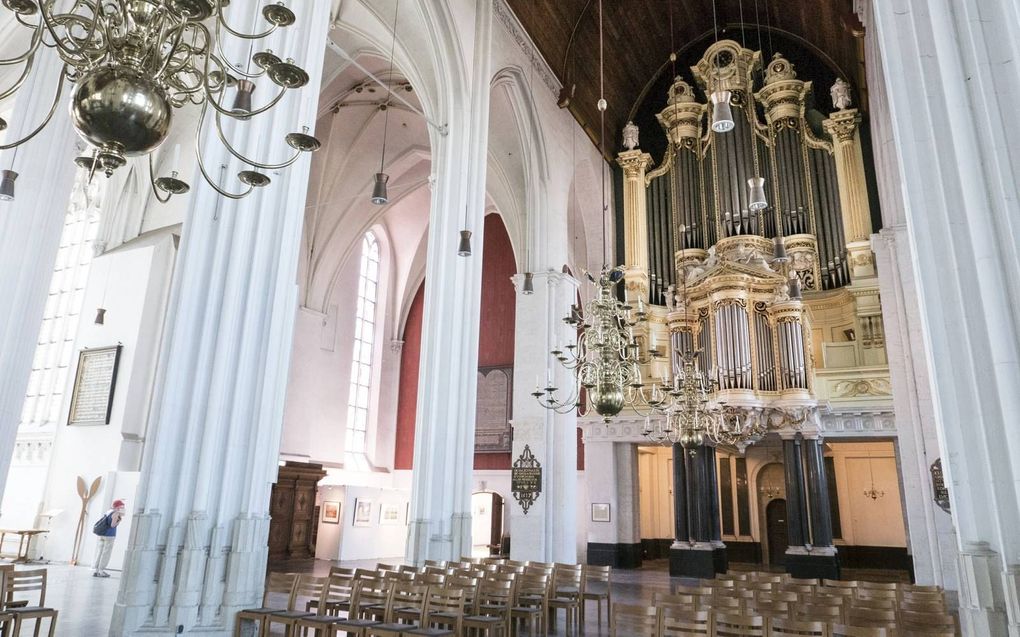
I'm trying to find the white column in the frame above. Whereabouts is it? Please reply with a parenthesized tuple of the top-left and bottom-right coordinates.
(405, 2, 492, 564)
(0, 52, 78, 503)
(509, 271, 578, 563)
(109, 2, 331, 634)
(863, 0, 1020, 633)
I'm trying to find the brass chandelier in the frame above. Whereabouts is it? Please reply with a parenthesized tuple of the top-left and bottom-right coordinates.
(0, 0, 320, 202)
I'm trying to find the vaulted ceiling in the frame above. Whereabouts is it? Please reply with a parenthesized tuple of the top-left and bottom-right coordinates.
(506, 0, 865, 156)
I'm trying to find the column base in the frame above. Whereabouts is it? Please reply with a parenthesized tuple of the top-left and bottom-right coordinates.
(713, 544, 729, 574)
(586, 542, 642, 569)
(669, 543, 717, 579)
(785, 548, 841, 580)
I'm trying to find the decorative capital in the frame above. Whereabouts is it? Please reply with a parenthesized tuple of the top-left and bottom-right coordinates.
(389, 340, 404, 354)
(823, 109, 861, 144)
(616, 150, 652, 177)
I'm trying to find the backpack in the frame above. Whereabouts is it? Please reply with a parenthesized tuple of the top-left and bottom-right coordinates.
(92, 513, 111, 536)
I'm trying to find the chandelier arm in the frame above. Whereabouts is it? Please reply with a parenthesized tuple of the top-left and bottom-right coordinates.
(0, 65, 66, 151)
(0, 15, 44, 66)
(194, 103, 255, 200)
(214, 2, 279, 41)
(150, 22, 190, 82)
(38, 1, 100, 63)
(0, 55, 36, 101)
(212, 111, 302, 170)
(146, 154, 173, 204)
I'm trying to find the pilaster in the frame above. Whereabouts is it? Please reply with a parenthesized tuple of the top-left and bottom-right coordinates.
(108, 0, 332, 633)
(616, 150, 653, 300)
(823, 109, 875, 280)
(0, 51, 79, 502)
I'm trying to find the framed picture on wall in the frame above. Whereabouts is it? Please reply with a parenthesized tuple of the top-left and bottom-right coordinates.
(353, 498, 373, 527)
(321, 501, 341, 524)
(379, 503, 402, 526)
(591, 503, 611, 523)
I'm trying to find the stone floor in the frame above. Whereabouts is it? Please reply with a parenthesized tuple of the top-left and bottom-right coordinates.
(22, 559, 918, 636)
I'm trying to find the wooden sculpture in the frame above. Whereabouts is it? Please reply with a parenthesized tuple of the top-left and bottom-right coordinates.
(70, 475, 102, 565)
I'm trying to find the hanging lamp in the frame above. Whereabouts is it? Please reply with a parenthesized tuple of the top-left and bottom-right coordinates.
(371, 0, 400, 205)
(0, 169, 16, 201)
(708, 0, 735, 133)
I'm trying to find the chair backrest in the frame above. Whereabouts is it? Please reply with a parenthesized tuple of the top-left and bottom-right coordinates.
(354, 568, 381, 581)
(320, 574, 357, 609)
(293, 575, 329, 610)
(423, 559, 448, 568)
(6, 569, 48, 608)
(747, 600, 789, 618)
(674, 584, 713, 596)
(609, 603, 657, 637)
(901, 583, 941, 594)
(515, 573, 549, 604)
(858, 581, 899, 592)
(769, 617, 827, 637)
(423, 587, 464, 623)
(386, 582, 428, 622)
(714, 612, 765, 637)
(329, 566, 356, 577)
(553, 565, 582, 588)
(583, 564, 611, 584)
(705, 578, 735, 589)
(652, 592, 697, 606)
(782, 583, 816, 595)
(845, 607, 898, 628)
(474, 577, 513, 612)
(719, 572, 749, 582)
(415, 573, 447, 586)
(824, 578, 855, 588)
(831, 625, 896, 637)
(703, 596, 742, 610)
(898, 610, 955, 629)
(397, 564, 419, 574)
(376, 563, 398, 572)
(659, 606, 711, 636)
(899, 600, 946, 614)
(352, 581, 392, 618)
(795, 603, 843, 622)
(758, 591, 798, 603)
(261, 572, 298, 609)
(821, 585, 856, 598)
(850, 597, 897, 610)
(856, 588, 899, 601)
(899, 590, 945, 604)
(900, 628, 956, 637)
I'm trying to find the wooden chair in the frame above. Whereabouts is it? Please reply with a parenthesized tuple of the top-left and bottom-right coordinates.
(748, 600, 790, 621)
(897, 610, 956, 631)
(376, 563, 399, 572)
(423, 560, 449, 569)
(384, 581, 430, 628)
(608, 604, 657, 637)
(548, 564, 582, 635)
(823, 579, 855, 589)
(233, 572, 297, 637)
(658, 606, 712, 636)
(900, 584, 940, 594)
(652, 592, 697, 610)
(757, 591, 799, 604)
(404, 587, 465, 636)
(767, 617, 827, 637)
(703, 596, 742, 611)
(898, 600, 946, 614)
(857, 582, 899, 592)
(898, 590, 945, 605)
(5, 569, 57, 637)
(844, 607, 897, 629)
(720, 572, 749, 582)
(714, 612, 765, 637)
(674, 585, 713, 597)
(306, 568, 357, 617)
(510, 573, 549, 637)
(849, 597, 897, 611)
(463, 578, 513, 637)
(794, 603, 843, 623)
(782, 583, 817, 595)
(831, 626, 898, 637)
(293, 575, 363, 636)
(580, 565, 611, 628)
(447, 575, 479, 611)
(329, 582, 392, 637)
(265, 574, 327, 634)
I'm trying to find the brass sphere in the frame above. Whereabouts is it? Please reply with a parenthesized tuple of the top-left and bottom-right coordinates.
(590, 381, 625, 417)
(70, 65, 172, 157)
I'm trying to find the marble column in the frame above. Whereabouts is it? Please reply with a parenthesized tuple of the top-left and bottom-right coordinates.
(669, 444, 717, 578)
(782, 434, 838, 579)
(704, 446, 727, 574)
(823, 109, 875, 280)
(804, 436, 840, 578)
(671, 443, 688, 544)
(405, 1, 493, 565)
(509, 271, 578, 564)
(108, 1, 331, 634)
(616, 150, 652, 299)
(861, 0, 1020, 632)
(0, 51, 79, 504)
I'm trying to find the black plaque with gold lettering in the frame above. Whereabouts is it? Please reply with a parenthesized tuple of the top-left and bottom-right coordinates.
(930, 458, 950, 513)
(511, 445, 542, 514)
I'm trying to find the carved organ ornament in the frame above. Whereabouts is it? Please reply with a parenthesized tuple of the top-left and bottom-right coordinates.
(619, 40, 875, 443)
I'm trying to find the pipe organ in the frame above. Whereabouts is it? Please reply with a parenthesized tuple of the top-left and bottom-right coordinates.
(619, 40, 880, 423)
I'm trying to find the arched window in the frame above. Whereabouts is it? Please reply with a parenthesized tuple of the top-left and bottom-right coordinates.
(346, 232, 380, 455)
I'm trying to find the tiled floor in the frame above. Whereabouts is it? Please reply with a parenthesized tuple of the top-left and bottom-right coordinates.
(25, 559, 919, 636)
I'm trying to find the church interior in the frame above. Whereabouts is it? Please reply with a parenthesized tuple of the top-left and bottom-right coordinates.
(0, 0, 1017, 635)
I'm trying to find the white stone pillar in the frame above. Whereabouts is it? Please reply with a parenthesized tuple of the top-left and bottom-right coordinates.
(0, 52, 78, 503)
(509, 271, 578, 564)
(405, 1, 492, 564)
(109, 1, 331, 634)
(862, 0, 1020, 633)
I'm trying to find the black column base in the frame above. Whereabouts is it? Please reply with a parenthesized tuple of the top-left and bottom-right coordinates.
(785, 550, 841, 580)
(587, 542, 642, 569)
(713, 545, 728, 574)
(669, 546, 717, 579)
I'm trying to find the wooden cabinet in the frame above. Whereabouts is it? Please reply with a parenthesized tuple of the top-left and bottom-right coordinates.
(268, 461, 326, 561)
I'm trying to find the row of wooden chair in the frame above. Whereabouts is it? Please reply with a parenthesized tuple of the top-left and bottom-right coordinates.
(235, 562, 609, 637)
(611, 604, 956, 637)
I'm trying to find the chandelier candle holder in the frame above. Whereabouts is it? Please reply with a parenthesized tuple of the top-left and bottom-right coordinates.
(0, 0, 320, 202)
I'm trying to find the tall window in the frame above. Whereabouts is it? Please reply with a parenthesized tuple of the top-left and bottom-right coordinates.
(346, 232, 380, 456)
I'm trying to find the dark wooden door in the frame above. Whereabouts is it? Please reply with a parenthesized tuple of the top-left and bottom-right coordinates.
(268, 461, 326, 561)
(766, 499, 789, 567)
(489, 494, 504, 554)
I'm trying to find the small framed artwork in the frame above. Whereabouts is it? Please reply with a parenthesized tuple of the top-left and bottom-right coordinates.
(321, 501, 341, 524)
(353, 498, 373, 527)
(591, 503, 611, 523)
(379, 503, 402, 526)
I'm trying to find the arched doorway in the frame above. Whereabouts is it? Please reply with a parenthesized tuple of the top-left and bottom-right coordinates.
(471, 492, 504, 557)
(766, 499, 789, 567)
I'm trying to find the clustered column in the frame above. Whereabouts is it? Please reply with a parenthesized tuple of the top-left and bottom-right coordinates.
(782, 433, 839, 579)
(669, 443, 726, 578)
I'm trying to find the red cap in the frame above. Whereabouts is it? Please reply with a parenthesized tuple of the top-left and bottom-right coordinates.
(112, 499, 125, 509)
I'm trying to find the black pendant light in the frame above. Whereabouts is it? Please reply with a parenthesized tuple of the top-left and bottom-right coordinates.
(372, 0, 400, 206)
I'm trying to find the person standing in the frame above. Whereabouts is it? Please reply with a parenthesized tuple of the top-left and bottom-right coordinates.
(92, 499, 125, 578)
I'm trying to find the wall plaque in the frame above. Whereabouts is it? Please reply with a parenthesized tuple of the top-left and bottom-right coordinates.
(930, 458, 950, 513)
(67, 345, 122, 426)
(475, 366, 512, 453)
(511, 445, 542, 514)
